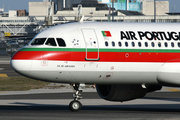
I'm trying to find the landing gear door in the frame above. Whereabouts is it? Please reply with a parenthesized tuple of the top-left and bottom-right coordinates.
(81, 29, 99, 61)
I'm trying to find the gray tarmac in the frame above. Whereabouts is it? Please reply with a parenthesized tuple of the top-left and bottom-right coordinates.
(0, 89, 180, 120)
(1, 48, 180, 120)
(0, 64, 20, 77)
(0, 49, 11, 64)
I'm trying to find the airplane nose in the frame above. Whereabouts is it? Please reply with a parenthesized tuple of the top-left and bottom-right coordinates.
(11, 59, 32, 77)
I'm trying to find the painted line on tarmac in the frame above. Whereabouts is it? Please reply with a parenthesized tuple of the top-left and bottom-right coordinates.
(0, 61, 10, 63)
(0, 61, 10, 64)
(166, 88, 180, 92)
(0, 68, 4, 71)
(0, 74, 8, 77)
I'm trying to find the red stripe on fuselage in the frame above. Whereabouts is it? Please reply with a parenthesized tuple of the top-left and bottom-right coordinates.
(12, 51, 180, 62)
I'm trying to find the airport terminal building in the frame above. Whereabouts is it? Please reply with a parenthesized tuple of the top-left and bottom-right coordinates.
(0, 0, 178, 38)
(98, 0, 141, 12)
(45, 0, 141, 12)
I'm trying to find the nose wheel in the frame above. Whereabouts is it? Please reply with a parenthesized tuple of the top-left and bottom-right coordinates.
(69, 84, 85, 112)
(69, 100, 82, 112)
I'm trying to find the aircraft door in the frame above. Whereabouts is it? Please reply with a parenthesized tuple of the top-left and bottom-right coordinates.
(81, 29, 99, 61)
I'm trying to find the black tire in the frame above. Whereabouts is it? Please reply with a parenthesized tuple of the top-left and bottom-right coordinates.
(69, 100, 82, 112)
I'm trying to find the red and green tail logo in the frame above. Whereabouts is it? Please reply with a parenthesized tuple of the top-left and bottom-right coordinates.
(102, 31, 112, 37)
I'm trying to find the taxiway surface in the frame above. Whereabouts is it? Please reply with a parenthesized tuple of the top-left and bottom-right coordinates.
(0, 90, 180, 120)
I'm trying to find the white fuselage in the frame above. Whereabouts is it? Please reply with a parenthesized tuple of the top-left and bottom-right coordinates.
(11, 22, 180, 86)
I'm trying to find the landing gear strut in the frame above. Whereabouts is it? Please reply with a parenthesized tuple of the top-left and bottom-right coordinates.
(69, 83, 85, 112)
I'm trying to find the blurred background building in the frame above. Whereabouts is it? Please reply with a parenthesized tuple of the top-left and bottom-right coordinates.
(0, 0, 178, 41)
(98, 0, 141, 12)
(142, 0, 169, 15)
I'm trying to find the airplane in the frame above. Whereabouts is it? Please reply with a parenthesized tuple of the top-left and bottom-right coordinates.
(11, 21, 180, 111)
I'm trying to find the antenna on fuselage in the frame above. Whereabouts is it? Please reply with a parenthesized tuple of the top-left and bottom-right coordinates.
(76, 4, 83, 22)
(80, 15, 84, 23)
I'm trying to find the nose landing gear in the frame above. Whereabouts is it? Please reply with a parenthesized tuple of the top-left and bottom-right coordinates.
(69, 84, 85, 112)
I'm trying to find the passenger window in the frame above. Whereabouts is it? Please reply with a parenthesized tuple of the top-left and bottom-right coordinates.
(132, 42, 135, 47)
(45, 38, 57, 46)
(145, 42, 148, 47)
(57, 38, 66, 47)
(158, 42, 161, 47)
(164, 42, 168, 47)
(118, 42, 121, 47)
(178, 42, 180, 47)
(171, 42, 174, 47)
(112, 42, 115, 47)
(125, 42, 128, 47)
(105, 41, 108, 47)
(138, 42, 141, 47)
(31, 38, 46, 45)
(151, 42, 155, 47)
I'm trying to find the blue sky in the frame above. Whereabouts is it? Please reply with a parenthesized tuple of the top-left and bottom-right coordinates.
(0, 0, 180, 12)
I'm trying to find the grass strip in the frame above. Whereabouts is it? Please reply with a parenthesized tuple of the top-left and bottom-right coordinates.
(0, 77, 50, 91)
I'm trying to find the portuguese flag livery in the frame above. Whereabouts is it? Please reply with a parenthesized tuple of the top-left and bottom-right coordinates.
(102, 31, 112, 37)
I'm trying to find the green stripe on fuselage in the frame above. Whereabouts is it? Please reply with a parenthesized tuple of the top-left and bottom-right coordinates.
(20, 47, 180, 53)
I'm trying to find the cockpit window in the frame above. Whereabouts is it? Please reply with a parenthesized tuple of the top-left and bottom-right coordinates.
(57, 38, 66, 47)
(45, 38, 57, 46)
(31, 38, 46, 45)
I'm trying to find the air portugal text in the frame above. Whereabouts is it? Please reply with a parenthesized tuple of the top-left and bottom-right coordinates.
(120, 31, 180, 41)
